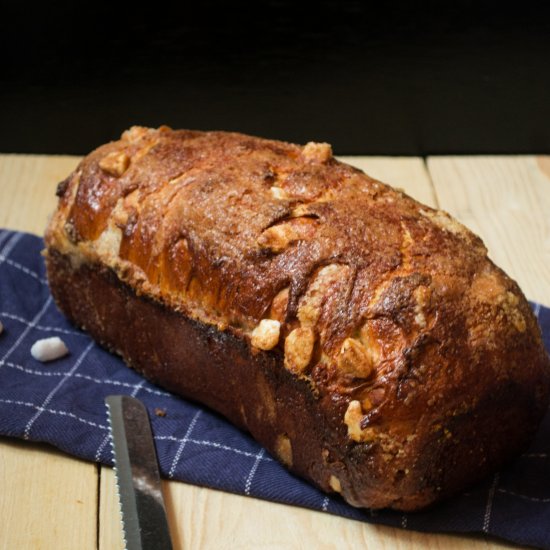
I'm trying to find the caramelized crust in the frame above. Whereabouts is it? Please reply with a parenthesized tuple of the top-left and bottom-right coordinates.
(45, 127, 550, 510)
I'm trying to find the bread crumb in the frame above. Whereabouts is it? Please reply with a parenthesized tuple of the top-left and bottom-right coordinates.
(99, 151, 130, 177)
(270, 186, 288, 200)
(502, 291, 526, 332)
(121, 126, 150, 143)
(269, 288, 289, 323)
(275, 434, 293, 467)
(258, 223, 300, 253)
(251, 319, 281, 350)
(420, 208, 469, 237)
(329, 475, 342, 493)
(414, 311, 427, 328)
(154, 408, 167, 417)
(359, 322, 381, 367)
(31, 337, 69, 362)
(297, 264, 348, 327)
(302, 142, 332, 163)
(337, 338, 373, 378)
(284, 327, 315, 373)
(95, 223, 122, 259)
(344, 400, 377, 443)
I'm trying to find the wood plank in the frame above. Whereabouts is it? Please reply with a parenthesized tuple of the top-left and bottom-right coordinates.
(0, 437, 97, 550)
(160, 481, 494, 550)
(98, 468, 125, 550)
(427, 155, 550, 305)
(0, 154, 80, 235)
(0, 154, 97, 550)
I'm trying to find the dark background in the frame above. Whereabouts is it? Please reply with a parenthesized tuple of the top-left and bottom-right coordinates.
(2, 1, 550, 155)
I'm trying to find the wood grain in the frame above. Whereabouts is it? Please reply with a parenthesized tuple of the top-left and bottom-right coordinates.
(427, 155, 550, 305)
(0, 153, 536, 549)
(160, 482, 495, 550)
(0, 437, 97, 550)
(98, 467, 125, 550)
(0, 154, 79, 235)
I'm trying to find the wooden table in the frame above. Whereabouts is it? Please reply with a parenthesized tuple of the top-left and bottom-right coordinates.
(1, 153, 549, 550)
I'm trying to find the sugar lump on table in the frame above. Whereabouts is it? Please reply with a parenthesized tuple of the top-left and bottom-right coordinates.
(31, 337, 69, 362)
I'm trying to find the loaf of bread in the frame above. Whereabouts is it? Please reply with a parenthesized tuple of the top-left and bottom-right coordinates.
(45, 126, 550, 511)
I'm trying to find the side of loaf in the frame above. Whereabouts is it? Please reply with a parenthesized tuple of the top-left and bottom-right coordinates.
(45, 126, 550, 511)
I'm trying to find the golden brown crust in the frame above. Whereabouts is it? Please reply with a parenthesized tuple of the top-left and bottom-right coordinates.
(45, 126, 550, 510)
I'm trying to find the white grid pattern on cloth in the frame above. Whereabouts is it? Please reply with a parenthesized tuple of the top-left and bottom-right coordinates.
(0, 230, 46, 285)
(498, 489, 550, 503)
(2, 360, 171, 397)
(0, 231, 23, 262)
(0, 398, 108, 430)
(95, 429, 112, 462)
(155, 435, 275, 461)
(482, 472, 500, 533)
(0, 311, 87, 337)
(168, 410, 203, 478)
(0, 232, 53, 368)
(244, 447, 266, 495)
(0, 395, 273, 463)
(23, 340, 94, 439)
(0, 255, 48, 285)
(0, 230, 12, 248)
(0, 296, 53, 367)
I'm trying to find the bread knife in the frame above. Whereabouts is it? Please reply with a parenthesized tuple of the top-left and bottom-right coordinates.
(106, 395, 173, 550)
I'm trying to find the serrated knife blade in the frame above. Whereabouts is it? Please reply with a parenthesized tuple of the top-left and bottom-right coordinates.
(106, 395, 173, 550)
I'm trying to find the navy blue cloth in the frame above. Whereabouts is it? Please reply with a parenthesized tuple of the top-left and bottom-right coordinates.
(0, 228, 549, 549)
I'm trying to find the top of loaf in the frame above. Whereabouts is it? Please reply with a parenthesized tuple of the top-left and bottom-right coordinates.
(46, 126, 548, 449)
